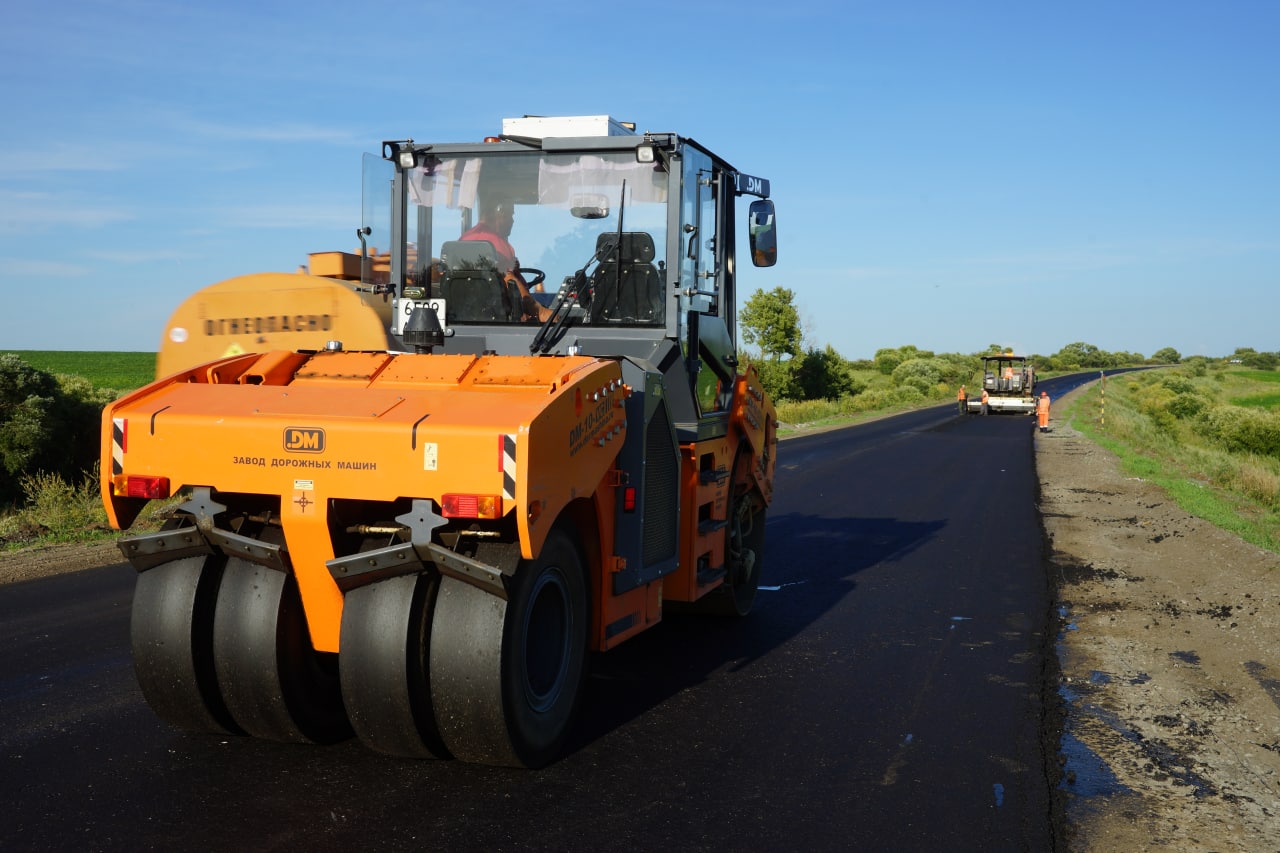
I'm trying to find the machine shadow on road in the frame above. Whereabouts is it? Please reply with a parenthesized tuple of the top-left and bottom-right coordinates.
(569, 511, 946, 755)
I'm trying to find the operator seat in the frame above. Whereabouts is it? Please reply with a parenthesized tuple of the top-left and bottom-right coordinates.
(588, 232, 662, 324)
(439, 240, 517, 322)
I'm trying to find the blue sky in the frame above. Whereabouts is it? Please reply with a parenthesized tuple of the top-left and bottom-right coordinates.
(2, 0, 1276, 360)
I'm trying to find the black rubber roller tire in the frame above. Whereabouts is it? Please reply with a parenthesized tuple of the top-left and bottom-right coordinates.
(211, 559, 351, 744)
(131, 555, 241, 735)
(339, 573, 449, 758)
(697, 448, 767, 617)
(429, 529, 588, 768)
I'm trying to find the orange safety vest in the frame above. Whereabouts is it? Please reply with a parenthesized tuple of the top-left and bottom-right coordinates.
(1037, 395, 1050, 415)
(957, 387, 966, 401)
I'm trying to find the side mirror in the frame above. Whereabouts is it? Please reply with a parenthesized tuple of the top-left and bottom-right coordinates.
(748, 199, 777, 267)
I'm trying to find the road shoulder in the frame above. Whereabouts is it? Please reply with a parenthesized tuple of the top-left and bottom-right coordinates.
(1037, 389, 1280, 851)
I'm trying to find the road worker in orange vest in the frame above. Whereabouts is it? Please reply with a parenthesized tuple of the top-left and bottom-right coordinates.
(957, 384, 967, 415)
(980, 387, 990, 415)
(1037, 390, 1051, 432)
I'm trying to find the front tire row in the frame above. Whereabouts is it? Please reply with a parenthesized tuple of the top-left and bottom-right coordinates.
(131, 526, 590, 769)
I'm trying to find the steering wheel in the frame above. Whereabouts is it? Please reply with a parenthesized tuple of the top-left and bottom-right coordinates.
(515, 267, 546, 289)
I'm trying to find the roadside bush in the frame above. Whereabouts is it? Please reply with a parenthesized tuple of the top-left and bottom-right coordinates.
(939, 353, 980, 385)
(1166, 392, 1208, 420)
(0, 466, 109, 545)
(1196, 406, 1280, 457)
(776, 398, 840, 426)
(795, 345, 862, 401)
(0, 354, 111, 507)
(1, 356, 64, 506)
(839, 385, 924, 414)
(891, 358, 954, 395)
(1160, 375, 1197, 395)
(754, 347, 864, 403)
(752, 358, 797, 402)
(1236, 461, 1280, 509)
(874, 347, 905, 376)
(874, 345, 932, 377)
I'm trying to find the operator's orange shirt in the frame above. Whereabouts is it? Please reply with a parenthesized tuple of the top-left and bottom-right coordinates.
(460, 224, 517, 272)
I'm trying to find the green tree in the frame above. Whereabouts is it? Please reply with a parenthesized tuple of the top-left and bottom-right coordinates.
(1, 356, 63, 506)
(1230, 348, 1279, 370)
(751, 358, 799, 402)
(739, 286, 802, 361)
(892, 358, 945, 393)
(1055, 342, 1114, 369)
(0, 355, 111, 508)
(874, 345, 930, 376)
(1151, 347, 1181, 364)
(873, 347, 904, 375)
(795, 345, 860, 401)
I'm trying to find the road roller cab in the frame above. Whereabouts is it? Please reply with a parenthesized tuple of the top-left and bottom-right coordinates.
(103, 116, 780, 768)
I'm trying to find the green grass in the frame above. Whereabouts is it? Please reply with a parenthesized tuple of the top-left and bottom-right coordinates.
(1235, 392, 1280, 409)
(0, 469, 113, 547)
(2, 350, 155, 392)
(1065, 375, 1280, 554)
(1219, 369, 1280, 410)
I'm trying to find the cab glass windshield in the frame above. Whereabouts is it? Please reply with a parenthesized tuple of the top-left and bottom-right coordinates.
(404, 149, 669, 327)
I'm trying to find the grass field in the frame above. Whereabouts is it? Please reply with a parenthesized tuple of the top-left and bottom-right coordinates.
(1067, 366, 1280, 554)
(2, 350, 156, 392)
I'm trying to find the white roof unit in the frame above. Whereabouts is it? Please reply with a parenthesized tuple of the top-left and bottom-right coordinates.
(501, 115, 636, 139)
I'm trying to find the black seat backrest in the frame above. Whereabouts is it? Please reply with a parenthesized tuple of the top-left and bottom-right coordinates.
(439, 240, 512, 322)
(589, 232, 662, 324)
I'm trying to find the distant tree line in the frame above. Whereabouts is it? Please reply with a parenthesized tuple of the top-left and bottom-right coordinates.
(736, 287, 1271, 405)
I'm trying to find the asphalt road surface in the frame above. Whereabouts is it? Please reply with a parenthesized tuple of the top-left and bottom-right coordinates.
(1, 374, 1112, 851)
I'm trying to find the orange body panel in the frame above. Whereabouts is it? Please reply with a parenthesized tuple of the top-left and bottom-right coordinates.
(104, 350, 627, 652)
(664, 437, 736, 603)
(662, 364, 777, 604)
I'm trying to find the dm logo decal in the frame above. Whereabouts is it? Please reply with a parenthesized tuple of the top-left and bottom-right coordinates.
(284, 427, 326, 453)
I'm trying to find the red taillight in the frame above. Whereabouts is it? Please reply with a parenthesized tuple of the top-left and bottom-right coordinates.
(120, 475, 170, 499)
(441, 493, 503, 519)
(623, 486, 637, 512)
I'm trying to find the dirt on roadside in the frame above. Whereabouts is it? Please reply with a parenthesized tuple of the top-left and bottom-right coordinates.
(1039, 386, 1280, 852)
(0, 539, 124, 586)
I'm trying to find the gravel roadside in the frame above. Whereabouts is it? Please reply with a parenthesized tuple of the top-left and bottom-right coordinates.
(1039, 387, 1280, 852)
